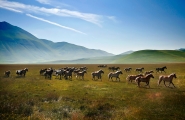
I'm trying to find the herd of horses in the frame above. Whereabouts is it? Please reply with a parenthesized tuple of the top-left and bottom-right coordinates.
(3, 65, 177, 88)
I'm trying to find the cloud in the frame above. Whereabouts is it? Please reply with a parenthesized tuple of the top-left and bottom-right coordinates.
(36, 0, 50, 5)
(0, 0, 103, 26)
(26, 14, 86, 35)
(107, 16, 118, 23)
(0, 5, 23, 13)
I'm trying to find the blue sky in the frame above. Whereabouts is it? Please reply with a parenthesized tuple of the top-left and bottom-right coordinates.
(0, 0, 185, 55)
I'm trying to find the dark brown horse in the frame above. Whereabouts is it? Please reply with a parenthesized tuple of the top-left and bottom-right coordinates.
(135, 74, 154, 88)
(145, 70, 154, 75)
(124, 67, 132, 72)
(40, 68, 47, 75)
(4, 70, 11, 77)
(156, 66, 167, 73)
(135, 67, 144, 73)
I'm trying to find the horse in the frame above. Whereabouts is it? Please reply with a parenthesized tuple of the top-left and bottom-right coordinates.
(80, 66, 88, 71)
(91, 69, 104, 81)
(135, 74, 154, 88)
(44, 68, 53, 79)
(64, 69, 74, 80)
(158, 73, 177, 88)
(145, 70, 154, 75)
(4, 70, 11, 77)
(73, 69, 81, 76)
(126, 74, 144, 83)
(156, 66, 167, 73)
(76, 70, 87, 80)
(124, 67, 132, 72)
(40, 68, 47, 75)
(55, 69, 65, 80)
(16, 68, 28, 77)
(98, 65, 107, 68)
(135, 67, 144, 73)
(108, 70, 123, 81)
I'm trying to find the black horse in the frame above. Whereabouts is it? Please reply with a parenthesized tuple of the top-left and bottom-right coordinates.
(156, 66, 167, 73)
(44, 68, 53, 79)
(40, 68, 47, 75)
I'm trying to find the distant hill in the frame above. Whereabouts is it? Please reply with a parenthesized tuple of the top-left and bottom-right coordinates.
(43, 50, 185, 64)
(114, 50, 185, 64)
(0, 21, 113, 63)
(118, 50, 134, 55)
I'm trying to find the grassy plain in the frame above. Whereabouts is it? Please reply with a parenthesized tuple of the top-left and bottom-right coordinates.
(0, 63, 185, 120)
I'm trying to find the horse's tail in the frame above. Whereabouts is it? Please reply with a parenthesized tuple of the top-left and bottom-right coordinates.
(108, 73, 112, 79)
(158, 76, 163, 86)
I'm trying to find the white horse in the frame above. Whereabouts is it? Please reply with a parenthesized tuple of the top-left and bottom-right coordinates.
(91, 69, 104, 81)
(108, 70, 123, 81)
(76, 70, 87, 80)
(158, 73, 177, 88)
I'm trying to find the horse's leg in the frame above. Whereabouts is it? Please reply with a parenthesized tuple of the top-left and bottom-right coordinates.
(171, 82, 176, 88)
(164, 81, 167, 87)
(118, 77, 120, 82)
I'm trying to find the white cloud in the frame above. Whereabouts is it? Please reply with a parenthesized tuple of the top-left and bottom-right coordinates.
(26, 14, 86, 35)
(0, 5, 23, 13)
(36, 0, 50, 5)
(107, 16, 118, 23)
(0, 0, 103, 26)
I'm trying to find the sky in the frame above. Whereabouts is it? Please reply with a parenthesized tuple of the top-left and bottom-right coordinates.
(0, 0, 185, 55)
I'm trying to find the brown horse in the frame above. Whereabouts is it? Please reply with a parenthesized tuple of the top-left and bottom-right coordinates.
(124, 67, 132, 72)
(135, 67, 144, 73)
(145, 70, 154, 75)
(158, 73, 177, 88)
(126, 74, 144, 83)
(135, 74, 154, 88)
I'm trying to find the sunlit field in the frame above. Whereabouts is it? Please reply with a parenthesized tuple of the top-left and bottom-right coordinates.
(0, 63, 185, 120)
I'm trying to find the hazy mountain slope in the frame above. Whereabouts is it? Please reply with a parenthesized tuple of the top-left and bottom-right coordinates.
(0, 21, 114, 63)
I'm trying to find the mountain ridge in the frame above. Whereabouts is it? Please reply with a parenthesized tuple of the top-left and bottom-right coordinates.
(0, 21, 113, 63)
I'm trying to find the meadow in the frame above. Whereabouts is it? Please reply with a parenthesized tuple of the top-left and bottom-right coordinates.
(0, 63, 185, 120)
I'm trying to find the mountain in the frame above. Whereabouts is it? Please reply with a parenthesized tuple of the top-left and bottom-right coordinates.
(178, 48, 185, 52)
(0, 21, 113, 63)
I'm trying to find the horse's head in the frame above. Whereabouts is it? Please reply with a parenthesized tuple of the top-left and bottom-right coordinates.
(99, 69, 104, 74)
(147, 74, 154, 79)
(83, 70, 87, 74)
(118, 71, 123, 74)
(172, 73, 177, 78)
(24, 68, 28, 72)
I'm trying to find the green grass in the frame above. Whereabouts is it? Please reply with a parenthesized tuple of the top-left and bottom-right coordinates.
(0, 64, 185, 120)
